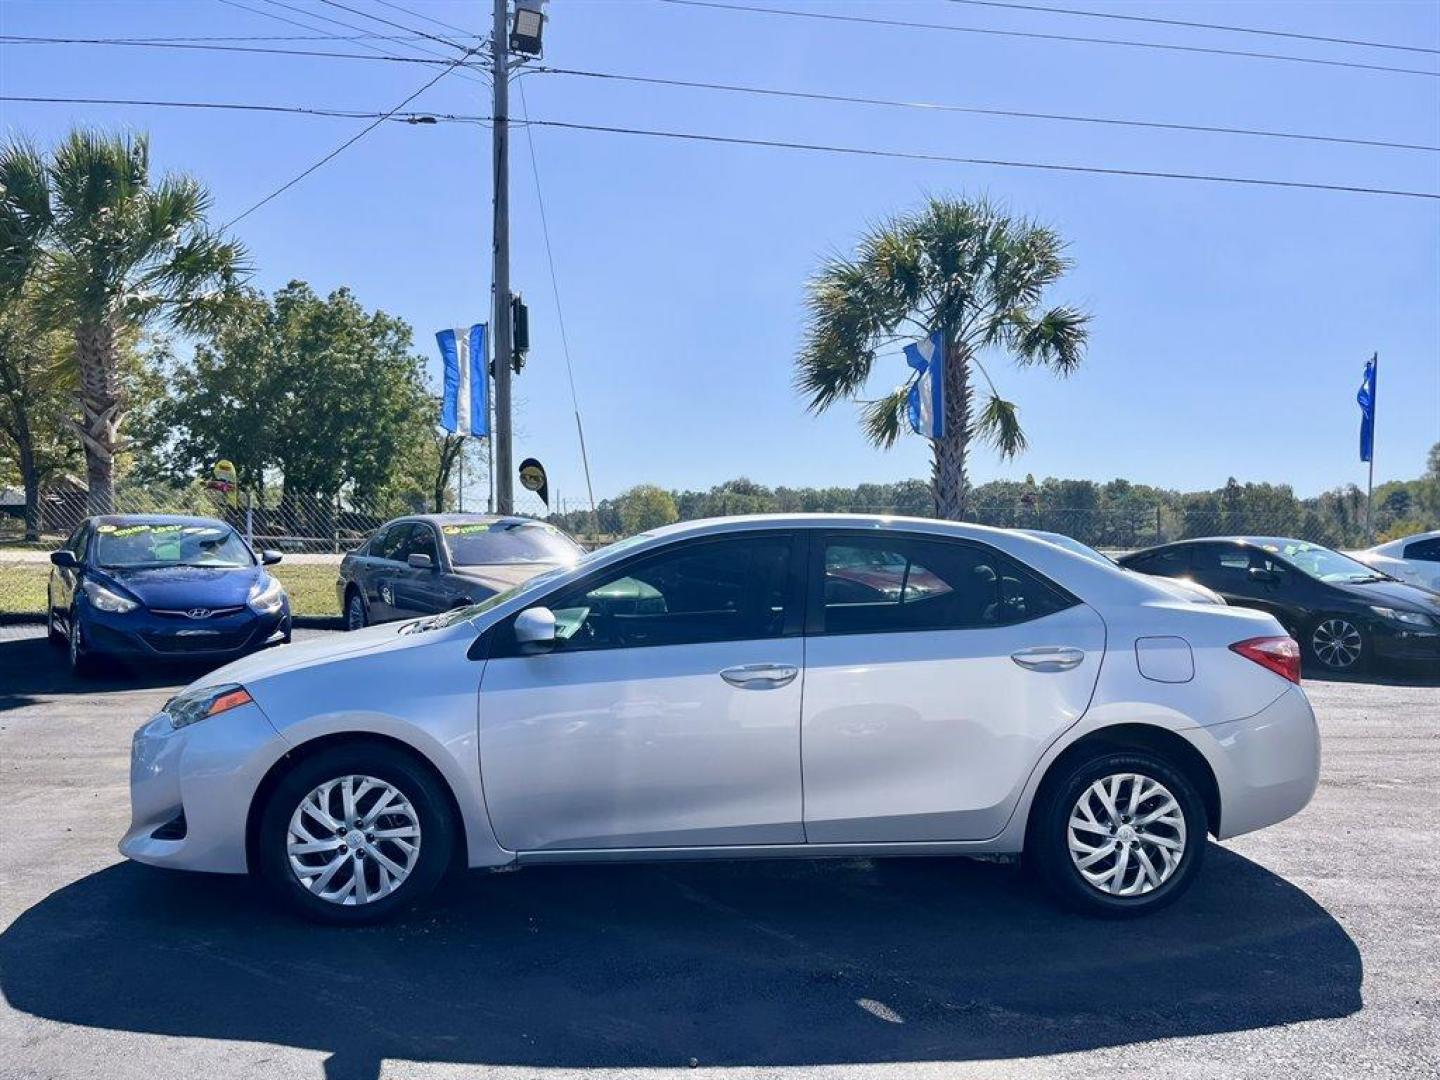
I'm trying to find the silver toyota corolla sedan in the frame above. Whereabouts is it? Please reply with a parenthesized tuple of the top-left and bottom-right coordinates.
(122, 515, 1320, 924)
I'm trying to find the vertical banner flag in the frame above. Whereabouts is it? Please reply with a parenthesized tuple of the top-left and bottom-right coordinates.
(1356, 354, 1377, 463)
(437, 324, 489, 436)
(904, 330, 946, 439)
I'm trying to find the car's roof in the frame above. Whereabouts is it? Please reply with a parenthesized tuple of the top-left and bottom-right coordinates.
(395, 513, 539, 527)
(88, 514, 229, 528)
(1140, 535, 1319, 551)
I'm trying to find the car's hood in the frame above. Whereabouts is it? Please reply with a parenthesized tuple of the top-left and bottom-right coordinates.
(98, 564, 265, 609)
(451, 561, 567, 595)
(1336, 577, 1440, 613)
(191, 620, 436, 690)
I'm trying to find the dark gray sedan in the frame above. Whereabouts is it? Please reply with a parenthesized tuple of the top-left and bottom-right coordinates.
(337, 514, 583, 629)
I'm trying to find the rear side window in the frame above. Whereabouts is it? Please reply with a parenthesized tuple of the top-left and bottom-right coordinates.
(818, 534, 1073, 635)
(1125, 548, 1191, 576)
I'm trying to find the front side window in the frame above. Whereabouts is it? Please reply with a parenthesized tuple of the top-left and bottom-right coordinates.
(401, 524, 440, 564)
(370, 524, 413, 563)
(534, 535, 794, 652)
(819, 534, 1073, 634)
(1403, 538, 1440, 563)
(94, 522, 255, 569)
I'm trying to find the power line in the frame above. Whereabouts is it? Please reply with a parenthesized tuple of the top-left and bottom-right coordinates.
(516, 76, 598, 518)
(519, 117, 1440, 201)
(0, 93, 469, 123)
(655, 0, 1440, 79)
(945, 0, 1440, 57)
(313, 0, 473, 55)
(0, 30, 477, 43)
(0, 33, 462, 65)
(221, 47, 479, 228)
(8, 94, 1434, 201)
(532, 65, 1439, 154)
(369, 0, 477, 40)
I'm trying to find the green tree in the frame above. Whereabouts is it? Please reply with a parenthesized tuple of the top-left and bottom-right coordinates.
(797, 195, 1089, 519)
(0, 130, 246, 513)
(616, 484, 678, 534)
(0, 303, 79, 539)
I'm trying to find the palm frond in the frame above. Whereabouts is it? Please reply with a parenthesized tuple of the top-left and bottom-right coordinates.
(859, 385, 911, 449)
(1004, 305, 1090, 374)
(0, 139, 54, 297)
(975, 393, 1027, 459)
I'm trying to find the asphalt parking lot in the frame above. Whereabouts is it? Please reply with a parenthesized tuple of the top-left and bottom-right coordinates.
(1, 627, 1436, 1080)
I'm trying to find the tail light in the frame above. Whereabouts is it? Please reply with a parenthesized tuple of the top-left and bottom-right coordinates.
(1229, 636, 1302, 684)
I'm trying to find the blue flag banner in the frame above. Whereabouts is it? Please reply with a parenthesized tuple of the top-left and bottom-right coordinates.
(437, 324, 488, 437)
(1356, 355, 1377, 463)
(904, 330, 946, 439)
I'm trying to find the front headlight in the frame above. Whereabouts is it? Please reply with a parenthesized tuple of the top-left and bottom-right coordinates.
(247, 575, 286, 614)
(83, 580, 138, 614)
(1370, 605, 1435, 628)
(164, 683, 254, 730)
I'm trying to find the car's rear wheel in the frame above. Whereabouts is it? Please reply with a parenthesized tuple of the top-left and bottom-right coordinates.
(1308, 616, 1367, 673)
(257, 743, 454, 924)
(345, 590, 367, 631)
(1030, 749, 1206, 917)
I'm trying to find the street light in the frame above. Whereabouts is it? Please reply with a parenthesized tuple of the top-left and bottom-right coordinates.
(510, 0, 547, 56)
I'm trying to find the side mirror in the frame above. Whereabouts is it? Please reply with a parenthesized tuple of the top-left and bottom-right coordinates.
(49, 550, 77, 569)
(514, 606, 556, 654)
(262, 549, 283, 566)
(407, 553, 435, 571)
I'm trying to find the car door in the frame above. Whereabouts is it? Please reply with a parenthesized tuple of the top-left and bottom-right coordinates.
(801, 531, 1106, 843)
(1188, 542, 1299, 625)
(50, 523, 90, 626)
(477, 531, 807, 852)
(389, 522, 449, 616)
(366, 523, 413, 622)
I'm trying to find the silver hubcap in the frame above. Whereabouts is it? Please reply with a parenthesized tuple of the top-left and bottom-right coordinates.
(1068, 773, 1187, 897)
(1312, 619, 1362, 668)
(287, 775, 421, 906)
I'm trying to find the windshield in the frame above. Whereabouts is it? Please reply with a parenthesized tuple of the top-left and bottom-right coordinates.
(96, 522, 254, 569)
(424, 532, 652, 630)
(440, 521, 582, 566)
(1267, 540, 1387, 584)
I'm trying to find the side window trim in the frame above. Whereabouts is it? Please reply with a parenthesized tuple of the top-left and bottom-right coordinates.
(491, 529, 807, 658)
(804, 529, 1076, 637)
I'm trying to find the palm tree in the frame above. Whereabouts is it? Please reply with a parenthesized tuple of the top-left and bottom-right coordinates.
(0, 130, 246, 512)
(797, 195, 1090, 519)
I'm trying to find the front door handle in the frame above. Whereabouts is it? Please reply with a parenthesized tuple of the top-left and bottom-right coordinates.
(1011, 646, 1086, 672)
(720, 663, 799, 689)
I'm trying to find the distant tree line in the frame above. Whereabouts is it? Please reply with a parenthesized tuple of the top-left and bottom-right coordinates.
(554, 450, 1440, 549)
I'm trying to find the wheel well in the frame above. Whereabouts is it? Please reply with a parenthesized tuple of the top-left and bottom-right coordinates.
(1029, 724, 1222, 839)
(244, 731, 468, 874)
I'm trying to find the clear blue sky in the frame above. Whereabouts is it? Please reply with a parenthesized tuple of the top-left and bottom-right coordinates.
(2, 0, 1437, 508)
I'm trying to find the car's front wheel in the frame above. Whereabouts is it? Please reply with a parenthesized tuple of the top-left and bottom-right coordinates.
(66, 610, 99, 677)
(1308, 616, 1367, 673)
(46, 601, 65, 647)
(257, 743, 455, 924)
(1029, 749, 1207, 917)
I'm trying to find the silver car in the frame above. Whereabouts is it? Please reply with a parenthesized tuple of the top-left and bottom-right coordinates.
(124, 515, 1320, 924)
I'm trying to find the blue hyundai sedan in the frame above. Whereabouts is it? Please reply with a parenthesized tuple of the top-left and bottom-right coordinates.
(46, 515, 292, 675)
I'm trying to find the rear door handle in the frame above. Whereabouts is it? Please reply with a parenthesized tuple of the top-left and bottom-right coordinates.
(720, 663, 799, 689)
(1011, 646, 1086, 672)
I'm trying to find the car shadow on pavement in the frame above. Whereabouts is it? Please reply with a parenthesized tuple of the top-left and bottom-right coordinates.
(0, 848, 1361, 1080)
(0, 636, 191, 711)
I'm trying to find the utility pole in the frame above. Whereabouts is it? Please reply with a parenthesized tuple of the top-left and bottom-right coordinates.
(491, 0, 514, 513)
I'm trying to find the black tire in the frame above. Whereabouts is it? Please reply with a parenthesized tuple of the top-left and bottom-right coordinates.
(46, 602, 65, 647)
(66, 611, 99, 677)
(1306, 615, 1368, 674)
(1028, 749, 1207, 918)
(257, 743, 455, 925)
(345, 589, 367, 631)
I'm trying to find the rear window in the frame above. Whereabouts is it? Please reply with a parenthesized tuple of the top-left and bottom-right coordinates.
(441, 521, 582, 567)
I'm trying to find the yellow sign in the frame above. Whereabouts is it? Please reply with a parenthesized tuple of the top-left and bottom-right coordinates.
(212, 459, 239, 507)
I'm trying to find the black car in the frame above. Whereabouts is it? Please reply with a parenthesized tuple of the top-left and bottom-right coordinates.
(47, 515, 291, 675)
(1118, 536, 1440, 673)
(337, 513, 583, 629)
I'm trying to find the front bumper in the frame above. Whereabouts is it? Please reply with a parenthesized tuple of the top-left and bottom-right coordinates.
(1187, 684, 1321, 840)
(1369, 621, 1440, 665)
(83, 603, 289, 660)
(120, 700, 290, 873)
